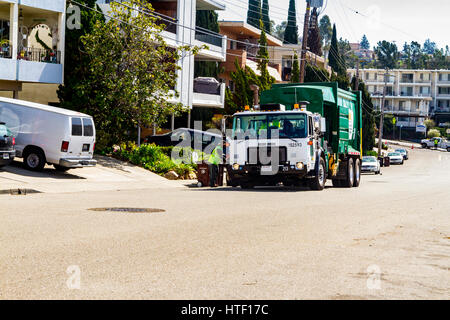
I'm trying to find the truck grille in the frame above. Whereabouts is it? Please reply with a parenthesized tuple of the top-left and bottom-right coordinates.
(247, 146, 287, 165)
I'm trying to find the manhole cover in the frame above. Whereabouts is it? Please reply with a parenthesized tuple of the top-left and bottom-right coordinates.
(88, 207, 165, 213)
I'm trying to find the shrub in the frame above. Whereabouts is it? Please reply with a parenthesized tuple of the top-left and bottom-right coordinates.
(364, 150, 378, 157)
(427, 129, 441, 138)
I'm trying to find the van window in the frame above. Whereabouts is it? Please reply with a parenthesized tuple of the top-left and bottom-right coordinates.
(83, 118, 94, 137)
(72, 118, 82, 136)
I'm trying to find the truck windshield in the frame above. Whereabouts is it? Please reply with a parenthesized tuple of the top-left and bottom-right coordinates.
(232, 113, 308, 139)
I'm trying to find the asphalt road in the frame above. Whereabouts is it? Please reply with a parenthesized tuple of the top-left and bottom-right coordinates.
(1, 148, 449, 299)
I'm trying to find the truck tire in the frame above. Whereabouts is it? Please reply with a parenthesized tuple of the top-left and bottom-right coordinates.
(447, 147, 450, 152)
(353, 158, 361, 188)
(421, 143, 427, 149)
(343, 158, 354, 188)
(23, 149, 46, 171)
(310, 158, 326, 191)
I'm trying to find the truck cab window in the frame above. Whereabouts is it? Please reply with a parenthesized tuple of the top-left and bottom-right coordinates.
(72, 118, 82, 136)
(308, 117, 314, 136)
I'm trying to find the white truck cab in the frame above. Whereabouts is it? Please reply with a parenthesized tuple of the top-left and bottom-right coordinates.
(227, 104, 327, 189)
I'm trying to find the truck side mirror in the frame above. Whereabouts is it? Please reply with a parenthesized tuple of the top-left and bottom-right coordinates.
(320, 118, 326, 133)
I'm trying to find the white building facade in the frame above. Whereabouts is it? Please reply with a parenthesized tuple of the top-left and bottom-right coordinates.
(98, 0, 227, 128)
(0, 0, 65, 98)
(348, 68, 450, 128)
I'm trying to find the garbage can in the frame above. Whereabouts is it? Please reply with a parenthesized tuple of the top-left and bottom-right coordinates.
(197, 163, 209, 187)
(384, 157, 391, 167)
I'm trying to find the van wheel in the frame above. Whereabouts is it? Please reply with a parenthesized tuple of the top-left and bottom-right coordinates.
(54, 165, 71, 172)
(343, 158, 354, 188)
(310, 158, 326, 191)
(23, 149, 46, 171)
(353, 158, 361, 188)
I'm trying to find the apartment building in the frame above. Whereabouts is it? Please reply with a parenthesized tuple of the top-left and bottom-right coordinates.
(98, 0, 227, 129)
(0, 0, 66, 104)
(218, 20, 283, 90)
(348, 68, 450, 128)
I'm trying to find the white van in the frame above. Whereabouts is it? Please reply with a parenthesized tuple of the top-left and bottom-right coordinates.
(0, 97, 97, 171)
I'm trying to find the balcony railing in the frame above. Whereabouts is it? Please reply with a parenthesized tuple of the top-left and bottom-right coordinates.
(400, 78, 414, 83)
(152, 11, 178, 34)
(18, 47, 61, 64)
(195, 27, 223, 48)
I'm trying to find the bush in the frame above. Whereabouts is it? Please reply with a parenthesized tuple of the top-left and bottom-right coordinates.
(427, 129, 441, 138)
(364, 150, 378, 157)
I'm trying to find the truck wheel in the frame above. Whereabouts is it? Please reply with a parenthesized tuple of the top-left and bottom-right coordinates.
(23, 149, 46, 171)
(447, 147, 450, 152)
(310, 158, 326, 191)
(353, 158, 361, 188)
(343, 158, 354, 188)
(421, 143, 427, 149)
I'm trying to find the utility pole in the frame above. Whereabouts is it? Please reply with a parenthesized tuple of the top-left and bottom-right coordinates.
(377, 68, 389, 155)
(354, 59, 360, 91)
(299, 0, 311, 83)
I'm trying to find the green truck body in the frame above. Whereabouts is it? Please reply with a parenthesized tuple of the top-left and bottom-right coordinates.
(260, 82, 363, 158)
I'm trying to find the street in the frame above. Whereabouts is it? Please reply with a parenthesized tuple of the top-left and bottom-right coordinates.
(1, 148, 449, 299)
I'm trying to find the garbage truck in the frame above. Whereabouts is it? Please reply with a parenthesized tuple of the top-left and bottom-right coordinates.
(226, 82, 363, 190)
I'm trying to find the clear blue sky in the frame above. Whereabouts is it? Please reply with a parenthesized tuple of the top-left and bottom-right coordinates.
(218, 0, 450, 50)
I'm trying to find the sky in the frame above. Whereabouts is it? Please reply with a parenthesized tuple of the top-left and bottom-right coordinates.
(218, 0, 450, 50)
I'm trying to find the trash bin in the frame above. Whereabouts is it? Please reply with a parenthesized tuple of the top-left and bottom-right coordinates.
(384, 157, 391, 167)
(197, 163, 209, 187)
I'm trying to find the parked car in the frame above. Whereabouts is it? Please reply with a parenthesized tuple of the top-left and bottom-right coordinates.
(362, 156, 381, 174)
(0, 121, 15, 168)
(0, 97, 97, 172)
(395, 148, 409, 160)
(387, 152, 404, 165)
(421, 137, 450, 151)
(144, 128, 222, 152)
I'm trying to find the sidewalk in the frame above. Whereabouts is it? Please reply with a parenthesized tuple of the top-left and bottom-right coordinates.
(376, 138, 421, 149)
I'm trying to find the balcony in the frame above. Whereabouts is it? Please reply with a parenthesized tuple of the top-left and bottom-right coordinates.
(193, 78, 225, 108)
(194, 27, 227, 62)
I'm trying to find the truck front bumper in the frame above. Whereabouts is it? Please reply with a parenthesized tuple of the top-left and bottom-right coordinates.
(59, 158, 97, 168)
(228, 164, 308, 182)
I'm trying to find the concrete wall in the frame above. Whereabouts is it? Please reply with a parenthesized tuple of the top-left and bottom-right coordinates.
(0, 82, 59, 104)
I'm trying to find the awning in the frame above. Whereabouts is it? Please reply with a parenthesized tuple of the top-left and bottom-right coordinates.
(245, 59, 282, 82)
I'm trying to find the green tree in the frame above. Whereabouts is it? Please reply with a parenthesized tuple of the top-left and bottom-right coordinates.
(247, 0, 262, 29)
(352, 78, 376, 152)
(261, 0, 271, 33)
(283, 0, 298, 44)
(328, 24, 345, 75)
(423, 39, 437, 55)
(291, 52, 300, 83)
(360, 34, 370, 50)
(274, 21, 287, 40)
(319, 15, 332, 49)
(73, 0, 198, 147)
(256, 19, 275, 91)
(308, 7, 322, 56)
(225, 60, 255, 114)
(375, 40, 399, 70)
(58, 0, 104, 123)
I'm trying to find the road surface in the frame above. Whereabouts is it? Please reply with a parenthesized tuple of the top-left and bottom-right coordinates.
(1, 148, 449, 299)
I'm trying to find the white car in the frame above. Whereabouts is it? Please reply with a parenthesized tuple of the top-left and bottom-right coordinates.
(362, 156, 381, 174)
(387, 152, 404, 165)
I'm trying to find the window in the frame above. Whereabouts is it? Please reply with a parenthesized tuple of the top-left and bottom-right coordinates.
(71, 118, 82, 136)
(82, 118, 94, 136)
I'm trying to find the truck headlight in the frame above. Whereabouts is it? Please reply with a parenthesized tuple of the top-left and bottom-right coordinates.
(233, 163, 240, 170)
(296, 162, 304, 170)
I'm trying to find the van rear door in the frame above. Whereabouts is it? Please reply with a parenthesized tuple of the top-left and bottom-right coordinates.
(68, 117, 95, 157)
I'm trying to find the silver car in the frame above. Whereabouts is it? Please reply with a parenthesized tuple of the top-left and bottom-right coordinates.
(388, 152, 404, 165)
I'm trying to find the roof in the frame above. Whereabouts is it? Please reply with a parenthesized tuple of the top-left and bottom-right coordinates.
(218, 21, 283, 47)
(0, 97, 92, 118)
(197, 0, 226, 11)
(245, 59, 282, 82)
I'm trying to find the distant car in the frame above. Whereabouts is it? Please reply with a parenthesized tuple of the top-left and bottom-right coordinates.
(395, 148, 409, 160)
(420, 137, 450, 151)
(144, 128, 223, 151)
(387, 152, 404, 165)
(0, 122, 15, 168)
(361, 156, 381, 174)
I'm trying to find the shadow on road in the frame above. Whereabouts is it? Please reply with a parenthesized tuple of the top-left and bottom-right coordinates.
(184, 183, 335, 193)
(4, 160, 86, 180)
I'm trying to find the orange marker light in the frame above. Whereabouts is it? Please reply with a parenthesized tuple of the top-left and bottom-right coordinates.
(244, 105, 250, 111)
(308, 140, 313, 146)
(294, 104, 299, 109)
